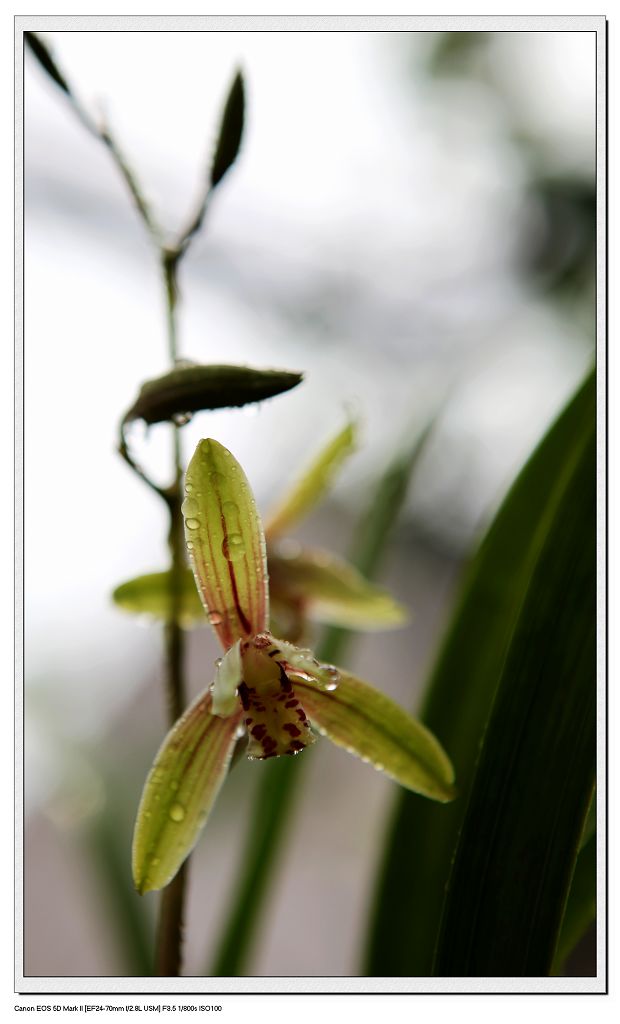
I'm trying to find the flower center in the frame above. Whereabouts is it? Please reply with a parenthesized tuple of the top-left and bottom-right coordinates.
(240, 640, 315, 759)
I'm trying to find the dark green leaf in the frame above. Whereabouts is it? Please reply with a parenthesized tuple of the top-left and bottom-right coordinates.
(25, 32, 71, 95)
(211, 70, 245, 189)
(552, 831, 597, 974)
(122, 363, 302, 427)
(434, 418, 595, 974)
(365, 370, 596, 976)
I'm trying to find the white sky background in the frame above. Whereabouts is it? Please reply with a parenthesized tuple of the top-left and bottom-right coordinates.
(23, 28, 596, 799)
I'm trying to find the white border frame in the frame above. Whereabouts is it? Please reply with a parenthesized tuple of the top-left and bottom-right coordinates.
(14, 13, 607, 997)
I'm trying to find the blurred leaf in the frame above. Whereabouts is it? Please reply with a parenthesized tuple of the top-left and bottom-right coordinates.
(183, 438, 269, 648)
(122, 363, 302, 427)
(132, 690, 241, 894)
(434, 415, 595, 975)
(365, 369, 595, 975)
(25, 32, 71, 94)
(211, 70, 245, 189)
(552, 831, 597, 974)
(522, 175, 596, 298)
(297, 671, 455, 803)
(427, 31, 490, 76)
(269, 545, 407, 630)
(320, 420, 435, 663)
(112, 569, 205, 627)
(90, 801, 153, 975)
(266, 420, 357, 539)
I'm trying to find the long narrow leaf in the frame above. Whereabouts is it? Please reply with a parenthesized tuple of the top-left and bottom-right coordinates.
(265, 420, 356, 539)
(434, 419, 595, 975)
(365, 370, 596, 975)
(552, 831, 597, 974)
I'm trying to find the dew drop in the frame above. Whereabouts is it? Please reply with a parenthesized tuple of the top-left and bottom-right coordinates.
(209, 470, 226, 486)
(215, 657, 223, 668)
(208, 611, 223, 627)
(185, 481, 194, 493)
(186, 541, 194, 551)
(151, 857, 160, 867)
(322, 665, 340, 691)
(222, 533, 246, 561)
(173, 411, 193, 427)
(181, 496, 199, 518)
(169, 803, 185, 823)
(185, 517, 200, 531)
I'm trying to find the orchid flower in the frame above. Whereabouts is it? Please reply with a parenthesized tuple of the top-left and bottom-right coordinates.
(113, 421, 406, 639)
(132, 439, 455, 894)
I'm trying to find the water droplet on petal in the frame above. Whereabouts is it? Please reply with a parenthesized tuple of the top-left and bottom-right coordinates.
(182, 496, 199, 517)
(208, 611, 223, 627)
(322, 665, 340, 690)
(222, 500, 240, 518)
(222, 533, 246, 561)
(169, 803, 185, 822)
(185, 517, 200, 531)
(185, 481, 194, 493)
(186, 541, 194, 551)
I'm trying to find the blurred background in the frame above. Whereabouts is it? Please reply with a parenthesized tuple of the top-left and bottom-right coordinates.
(23, 29, 596, 977)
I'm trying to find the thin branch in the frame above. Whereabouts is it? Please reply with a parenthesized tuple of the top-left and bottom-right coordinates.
(174, 187, 212, 257)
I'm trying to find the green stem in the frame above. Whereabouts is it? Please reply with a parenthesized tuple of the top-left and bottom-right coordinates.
(209, 431, 430, 975)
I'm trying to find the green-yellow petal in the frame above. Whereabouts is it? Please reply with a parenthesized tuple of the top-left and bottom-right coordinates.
(212, 640, 243, 716)
(265, 420, 357, 538)
(295, 670, 456, 803)
(183, 438, 269, 649)
(132, 690, 242, 894)
(112, 569, 205, 627)
(269, 545, 408, 630)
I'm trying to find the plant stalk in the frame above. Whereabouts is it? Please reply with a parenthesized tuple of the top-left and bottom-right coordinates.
(155, 254, 190, 976)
